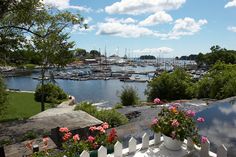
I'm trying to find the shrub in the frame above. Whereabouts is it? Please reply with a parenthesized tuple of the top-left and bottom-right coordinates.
(113, 103, 123, 109)
(119, 86, 139, 106)
(74, 102, 128, 127)
(34, 83, 67, 104)
(145, 69, 193, 101)
(195, 62, 236, 99)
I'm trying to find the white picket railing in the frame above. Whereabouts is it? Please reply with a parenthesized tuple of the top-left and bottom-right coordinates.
(79, 133, 227, 157)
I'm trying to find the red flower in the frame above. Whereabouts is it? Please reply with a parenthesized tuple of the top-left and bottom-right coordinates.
(107, 128, 117, 143)
(171, 119, 180, 127)
(201, 136, 208, 144)
(197, 117, 205, 123)
(88, 136, 95, 143)
(102, 122, 109, 130)
(89, 126, 97, 132)
(59, 127, 69, 133)
(73, 134, 80, 143)
(97, 126, 105, 133)
(62, 132, 72, 141)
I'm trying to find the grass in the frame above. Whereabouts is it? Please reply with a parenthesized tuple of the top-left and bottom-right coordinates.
(0, 92, 50, 122)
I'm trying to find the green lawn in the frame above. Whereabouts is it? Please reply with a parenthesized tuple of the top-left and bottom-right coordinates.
(0, 92, 49, 122)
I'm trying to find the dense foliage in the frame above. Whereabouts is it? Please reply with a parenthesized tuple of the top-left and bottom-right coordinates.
(119, 86, 139, 106)
(139, 55, 156, 60)
(195, 45, 236, 67)
(74, 102, 128, 127)
(151, 104, 203, 144)
(34, 83, 67, 104)
(0, 75, 7, 116)
(74, 48, 101, 60)
(146, 69, 193, 101)
(194, 62, 236, 99)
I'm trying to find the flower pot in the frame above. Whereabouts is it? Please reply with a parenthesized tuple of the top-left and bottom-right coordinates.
(163, 135, 183, 151)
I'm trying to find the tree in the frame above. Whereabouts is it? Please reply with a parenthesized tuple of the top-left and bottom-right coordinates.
(0, 75, 7, 116)
(145, 69, 193, 101)
(90, 50, 101, 58)
(31, 11, 85, 111)
(74, 48, 87, 58)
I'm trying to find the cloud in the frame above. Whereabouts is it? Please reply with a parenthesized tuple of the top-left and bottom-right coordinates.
(133, 47, 174, 55)
(227, 26, 236, 32)
(96, 8, 104, 13)
(105, 0, 186, 15)
(157, 17, 207, 39)
(139, 11, 173, 26)
(72, 17, 95, 33)
(96, 22, 154, 38)
(225, 0, 236, 8)
(105, 17, 137, 24)
(42, 0, 92, 12)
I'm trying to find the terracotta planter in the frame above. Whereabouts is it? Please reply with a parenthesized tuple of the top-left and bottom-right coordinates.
(163, 135, 183, 151)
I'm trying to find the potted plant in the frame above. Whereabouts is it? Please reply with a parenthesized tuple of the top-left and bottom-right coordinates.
(151, 101, 206, 150)
(59, 122, 118, 157)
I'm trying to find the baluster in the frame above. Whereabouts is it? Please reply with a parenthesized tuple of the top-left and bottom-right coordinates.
(217, 145, 227, 157)
(80, 150, 89, 157)
(114, 141, 123, 157)
(98, 146, 107, 157)
(142, 133, 149, 149)
(200, 139, 210, 157)
(129, 137, 137, 154)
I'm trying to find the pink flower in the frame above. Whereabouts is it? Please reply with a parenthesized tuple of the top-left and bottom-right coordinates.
(152, 117, 158, 125)
(197, 117, 205, 123)
(88, 136, 95, 143)
(89, 126, 97, 131)
(186, 110, 196, 117)
(97, 126, 105, 133)
(43, 137, 49, 146)
(102, 122, 109, 129)
(73, 134, 80, 143)
(171, 119, 180, 127)
(201, 136, 208, 144)
(168, 105, 176, 111)
(59, 127, 69, 133)
(154, 98, 161, 104)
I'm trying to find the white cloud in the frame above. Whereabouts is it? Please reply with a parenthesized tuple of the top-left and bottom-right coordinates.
(133, 47, 174, 55)
(157, 17, 208, 39)
(139, 11, 173, 26)
(72, 17, 95, 33)
(105, 0, 186, 15)
(96, 8, 104, 13)
(96, 22, 154, 38)
(105, 17, 137, 24)
(225, 0, 236, 8)
(227, 26, 236, 32)
(42, 0, 92, 12)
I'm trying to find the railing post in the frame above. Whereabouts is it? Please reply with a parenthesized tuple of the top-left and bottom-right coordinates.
(129, 137, 137, 154)
(200, 139, 210, 157)
(217, 145, 227, 157)
(98, 146, 107, 157)
(154, 133, 161, 145)
(142, 133, 149, 149)
(80, 150, 89, 157)
(114, 141, 123, 157)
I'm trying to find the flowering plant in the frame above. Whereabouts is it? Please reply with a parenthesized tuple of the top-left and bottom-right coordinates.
(59, 122, 118, 157)
(151, 102, 205, 144)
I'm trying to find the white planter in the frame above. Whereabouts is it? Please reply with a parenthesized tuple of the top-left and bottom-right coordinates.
(163, 135, 183, 150)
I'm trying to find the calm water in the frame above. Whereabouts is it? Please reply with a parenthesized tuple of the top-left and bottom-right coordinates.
(5, 74, 147, 106)
(197, 98, 236, 157)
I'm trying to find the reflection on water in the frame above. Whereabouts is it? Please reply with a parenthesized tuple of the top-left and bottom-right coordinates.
(5, 76, 147, 106)
(197, 98, 236, 157)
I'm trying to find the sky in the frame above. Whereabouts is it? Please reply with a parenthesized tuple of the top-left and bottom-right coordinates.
(42, 0, 236, 58)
